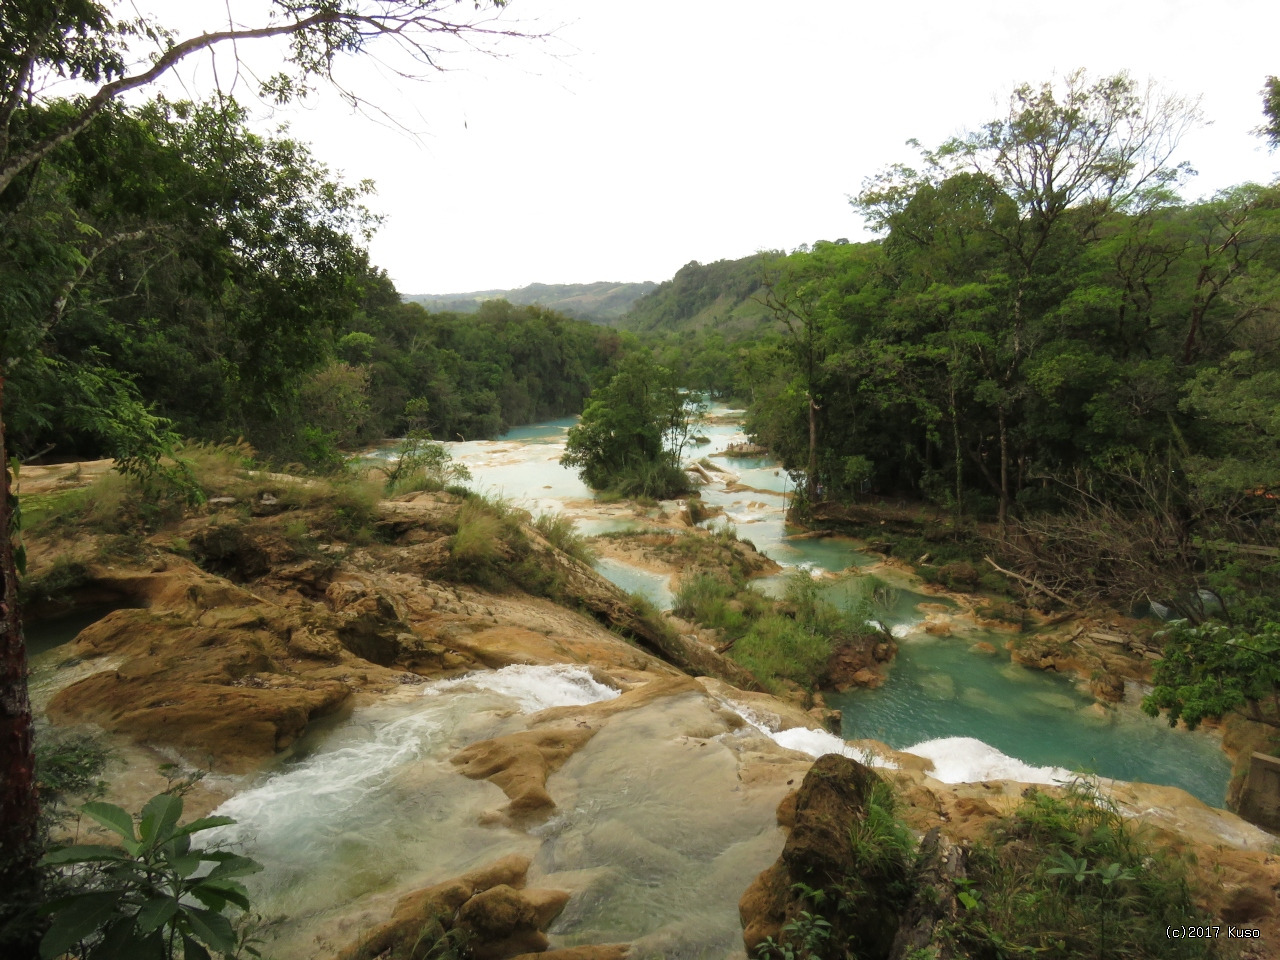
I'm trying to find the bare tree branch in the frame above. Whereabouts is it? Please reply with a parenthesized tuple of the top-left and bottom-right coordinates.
(0, 2, 539, 198)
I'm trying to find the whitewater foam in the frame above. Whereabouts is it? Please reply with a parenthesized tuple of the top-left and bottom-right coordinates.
(421, 663, 620, 713)
(212, 665, 620, 851)
(720, 698, 895, 768)
(904, 736, 1071, 785)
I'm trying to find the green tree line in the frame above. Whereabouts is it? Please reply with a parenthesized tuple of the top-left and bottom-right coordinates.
(644, 71, 1280, 733)
(1, 95, 626, 467)
(657, 73, 1279, 542)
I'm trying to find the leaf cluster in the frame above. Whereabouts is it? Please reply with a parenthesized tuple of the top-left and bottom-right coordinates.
(949, 780, 1219, 959)
(40, 794, 261, 960)
(1142, 619, 1280, 730)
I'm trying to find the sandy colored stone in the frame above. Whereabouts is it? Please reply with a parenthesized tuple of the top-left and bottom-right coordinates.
(738, 860, 791, 954)
(451, 726, 597, 814)
(952, 797, 999, 820)
(334, 855, 532, 960)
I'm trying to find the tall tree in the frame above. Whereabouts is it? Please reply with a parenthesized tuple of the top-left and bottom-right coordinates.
(1261, 75, 1280, 149)
(561, 351, 696, 499)
(859, 71, 1202, 523)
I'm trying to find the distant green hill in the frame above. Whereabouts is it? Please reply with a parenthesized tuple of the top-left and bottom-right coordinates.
(618, 253, 781, 336)
(403, 281, 657, 323)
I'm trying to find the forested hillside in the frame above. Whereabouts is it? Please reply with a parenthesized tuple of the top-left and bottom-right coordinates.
(618, 253, 779, 334)
(1, 100, 626, 467)
(661, 74, 1280, 633)
(404, 280, 657, 324)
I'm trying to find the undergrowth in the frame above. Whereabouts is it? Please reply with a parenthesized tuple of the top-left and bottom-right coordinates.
(532, 511, 595, 566)
(757, 776, 1228, 960)
(674, 568, 882, 692)
(946, 780, 1226, 960)
(440, 494, 569, 599)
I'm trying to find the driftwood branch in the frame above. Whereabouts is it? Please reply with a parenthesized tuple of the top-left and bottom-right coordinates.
(984, 556, 1078, 611)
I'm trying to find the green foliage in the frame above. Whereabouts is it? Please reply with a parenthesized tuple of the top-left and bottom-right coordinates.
(353, 298, 623, 446)
(439, 495, 567, 599)
(34, 729, 113, 833)
(2, 96, 378, 465)
(673, 567, 875, 691)
(39, 793, 262, 960)
(730, 615, 832, 692)
(401, 911, 472, 960)
(449, 499, 510, 575)
(561, 352, 700, 500)
(755, 910, 834, 960)
(620, 254, 778, 335)
(757, 779, 917, 960)
(1260, 75, 1280, 149)
(950, 780, 1221, 959)
(372, 433, 472, 498)
(673, 71, 1278, 541)
(673, 572, 748, 635)
(1142, 619, 1280, 730)
(531, 512, 594, 566)
(19, 470, 168, 537)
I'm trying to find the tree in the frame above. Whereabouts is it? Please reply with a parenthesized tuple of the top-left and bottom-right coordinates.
(759, 242, 884, 503)
(859, 71, 1202, 523)
(1143, 620, 1280, 731)
(561, 352, 697, 499)
(1261, 75, 1280, 149)
(0, 0, 527, 200)
(0, 386, 40, 957)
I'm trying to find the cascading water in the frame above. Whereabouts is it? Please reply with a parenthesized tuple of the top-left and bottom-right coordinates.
(375, 408, 1232, 807)
(204, 666, 624, 949)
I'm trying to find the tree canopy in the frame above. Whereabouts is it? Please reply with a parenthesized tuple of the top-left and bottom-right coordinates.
(561, 352, 699, 499)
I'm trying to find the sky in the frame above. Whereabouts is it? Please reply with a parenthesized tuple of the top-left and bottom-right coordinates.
(121, 1, 1280, 294)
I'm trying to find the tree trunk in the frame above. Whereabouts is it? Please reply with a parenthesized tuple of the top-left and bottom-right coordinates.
(949, 376, 963, 519)
(0, 376, 41, 959)
(997, 405, 1010, 528)
(807, 392, 819, 502)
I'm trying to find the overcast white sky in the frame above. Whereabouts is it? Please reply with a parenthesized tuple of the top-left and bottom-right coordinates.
(137, 1, 1280, 293)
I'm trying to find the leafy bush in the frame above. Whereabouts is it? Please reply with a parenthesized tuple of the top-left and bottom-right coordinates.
(1143, 619, 1280, 730)
(449, 499, 510, 576)
(21, 474, 133, 536)
(608, 460, 692, 500)
(372, 436, 471, 497)
(784, 572, 860, 639)
(672, 573, 746, 635)
(40, 794, 261, 960)
(34, 730, 113, 834)
(443, 496, 565, 598)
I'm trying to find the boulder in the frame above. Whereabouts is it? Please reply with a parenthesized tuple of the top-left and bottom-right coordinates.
(740, 754, 907, 958)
